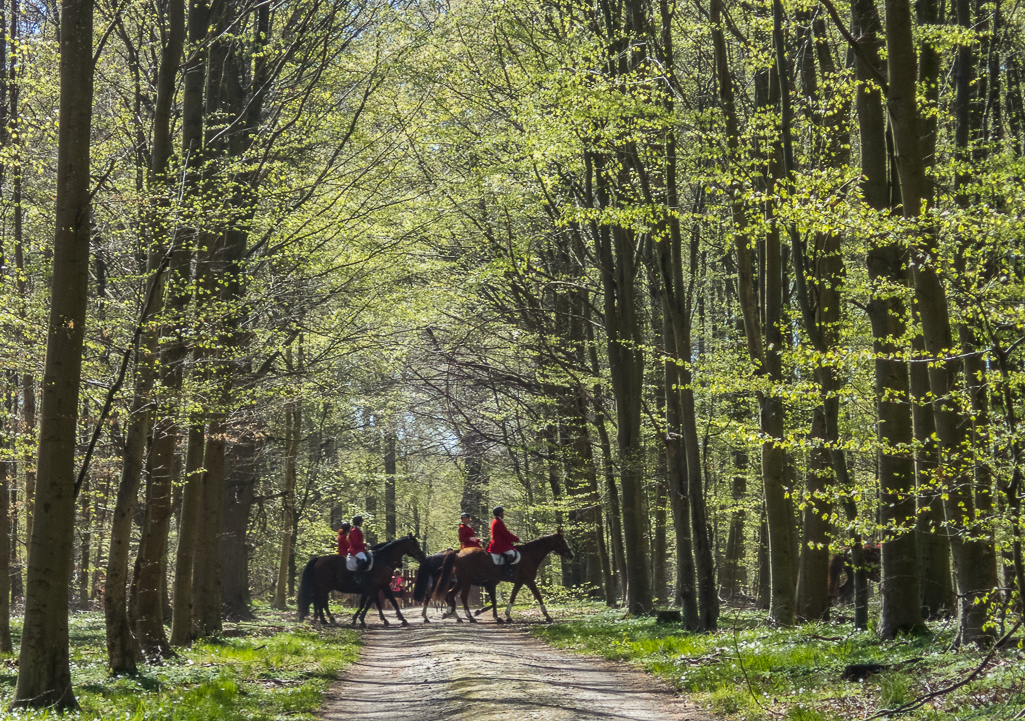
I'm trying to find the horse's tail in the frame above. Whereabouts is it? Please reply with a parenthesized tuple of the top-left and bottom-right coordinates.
(413, 557, 435, 603)
(297, 556, 318, 620)
(827, 551, 847, 598)
(432, 551, 458, 602)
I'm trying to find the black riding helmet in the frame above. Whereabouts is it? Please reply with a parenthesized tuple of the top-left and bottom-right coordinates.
(340, 522, 351, 532)
(460, 511, 469, 519)
(352, 515, 363, 526)
(493, 506, 504, 517)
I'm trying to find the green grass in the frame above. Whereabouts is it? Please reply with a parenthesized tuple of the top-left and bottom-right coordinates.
(534, 606, 1025, 721)
(0, 610, 359, 720)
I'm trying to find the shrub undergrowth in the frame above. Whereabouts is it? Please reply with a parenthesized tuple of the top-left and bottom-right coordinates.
(0, 609, 358, 720)
(534, 606, 1025, 721)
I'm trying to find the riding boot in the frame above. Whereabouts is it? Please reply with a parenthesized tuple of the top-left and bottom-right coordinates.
(354, 559, 368, 586)
(502, 557, 515, 580)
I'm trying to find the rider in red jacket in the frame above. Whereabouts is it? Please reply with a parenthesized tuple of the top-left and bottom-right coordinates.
(458, 512, 481, 549)
(337, 522, 351, 555)
(349, 516, 369, 582)
(487, 506, 519, 578)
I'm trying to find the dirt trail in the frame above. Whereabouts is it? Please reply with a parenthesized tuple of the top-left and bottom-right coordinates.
(319, 615, 714, 721)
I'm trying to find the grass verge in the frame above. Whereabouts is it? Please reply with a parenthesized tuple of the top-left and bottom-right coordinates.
(0, 609, 358, 720)
(533, 606, 1025, 721)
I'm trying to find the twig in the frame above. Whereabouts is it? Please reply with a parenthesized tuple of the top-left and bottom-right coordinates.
(732, 607, 783, 717)
(74, 250, 172, 497)
(817, 0, 889, 94)
(861, 619, 1024, 720)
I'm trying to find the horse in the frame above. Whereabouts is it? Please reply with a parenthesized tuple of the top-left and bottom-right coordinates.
(432, 530, 573, 623)
(411, 551, 500, 623)
(297, 534, 426, 627)
(828, 543, 881, 604)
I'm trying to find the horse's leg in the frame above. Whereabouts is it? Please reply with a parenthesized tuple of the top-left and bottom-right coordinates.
(505, 582, 523, 622)
(421, 597, 431, 623)
(373, 594, 389, 626)
(524, 580, 553, 622)
(461, 583, 475, 623)
(443, 585, 461, 622)
(352, 594, 366, 627)
(383, 588, 409, 626)
(486, 584, 502, 623)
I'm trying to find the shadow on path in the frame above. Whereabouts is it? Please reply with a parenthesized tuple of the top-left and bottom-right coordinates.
(319, 616, 714, 721)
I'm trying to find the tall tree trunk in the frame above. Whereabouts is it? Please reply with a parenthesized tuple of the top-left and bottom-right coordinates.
(712, 0, 795, 625)
(11, 0, 93, 705)
(220, 435, 257, 620)
(0, 383, 12, 652)
(274, 397, 300, 610)
(884, 0, 999, 645)
(384, 429, 397, 539)
(169, 423, 205, 644)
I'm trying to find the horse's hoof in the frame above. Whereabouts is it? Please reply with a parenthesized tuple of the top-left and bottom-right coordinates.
(495, 617, 504, 624)
(544, 617, 553, 624)
(383, 621, 390, 627)
(468, 617, 477, 624)
(423, 618, 431, 624)
(402, 620, 410, 627)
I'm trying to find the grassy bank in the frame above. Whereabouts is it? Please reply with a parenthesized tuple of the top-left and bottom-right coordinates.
(534, 607, 1025, 721)
(0, 610, 358, 720)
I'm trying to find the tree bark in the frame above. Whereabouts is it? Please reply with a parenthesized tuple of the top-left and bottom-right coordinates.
(274, 399, 300, 610)
(169, 423, 205, 645)
(384, 429, 397, 539)
(11, 0, 92, 706)
(884, 0, 998, 644)
(220, 435, 257, 620)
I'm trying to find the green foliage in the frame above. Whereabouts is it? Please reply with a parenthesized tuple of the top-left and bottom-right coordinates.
(534, 608, 1025, 720)
(0, 612, 359, 720)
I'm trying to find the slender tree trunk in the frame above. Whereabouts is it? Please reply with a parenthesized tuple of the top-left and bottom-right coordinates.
(12, 0, 93, 705)
(0, 384, 12, 652)
(274, 399, 300, 610)
(384, 429, 397, 539)
(169, 423, 205, 644)
(220, 435, 257, 620)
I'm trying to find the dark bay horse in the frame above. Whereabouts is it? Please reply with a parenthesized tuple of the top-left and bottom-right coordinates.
(432, 530, 573, 623)
(829, 543, 881, 604)
(297, 535, 426, 627)
(412, 551, 499, 622)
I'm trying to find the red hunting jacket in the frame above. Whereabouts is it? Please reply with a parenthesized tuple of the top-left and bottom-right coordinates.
(459, 523, 481, 549)
(349, 527, 367, 555)
(487, 518, 519, 554)
(337, 530, 350, 556)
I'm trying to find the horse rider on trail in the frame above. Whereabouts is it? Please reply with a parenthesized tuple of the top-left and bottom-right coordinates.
(349, 515, 370, 583)
(459, 512, 481, 549)
(337, 521, 351, 556)
(487, 506, 519, 579)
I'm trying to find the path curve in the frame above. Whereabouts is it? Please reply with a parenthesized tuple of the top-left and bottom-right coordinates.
(319, 617, 714, 720)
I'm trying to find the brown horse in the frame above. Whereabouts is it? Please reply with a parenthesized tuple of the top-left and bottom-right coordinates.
(828, 543, 881, 604)
(297, 535, 426, 627)
(432, 530, 573, 623)
(412, 550, 499, 622)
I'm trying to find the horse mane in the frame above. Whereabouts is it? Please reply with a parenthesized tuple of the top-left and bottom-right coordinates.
(372, 534, 416, 562)
(516, 532, 561, 552)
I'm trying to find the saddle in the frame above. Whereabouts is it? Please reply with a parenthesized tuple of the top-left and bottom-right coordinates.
(346, 552, 374, 572)
(490, 550, 521, 566)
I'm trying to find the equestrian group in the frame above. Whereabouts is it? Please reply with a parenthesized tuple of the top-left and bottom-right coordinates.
(297, 507, 572, 627)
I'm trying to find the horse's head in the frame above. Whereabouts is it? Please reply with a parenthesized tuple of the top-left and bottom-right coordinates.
(553, 528, 573, 559)
(401, 534, 427, 564)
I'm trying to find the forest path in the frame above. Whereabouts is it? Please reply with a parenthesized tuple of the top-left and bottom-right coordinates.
(319, 613, 714, 721)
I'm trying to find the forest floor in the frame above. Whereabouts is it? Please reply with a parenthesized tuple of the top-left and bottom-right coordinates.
(318, 609, 714, 720)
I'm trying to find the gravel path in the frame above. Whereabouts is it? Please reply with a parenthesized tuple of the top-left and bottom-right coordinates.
(319, 615, 715, 721)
